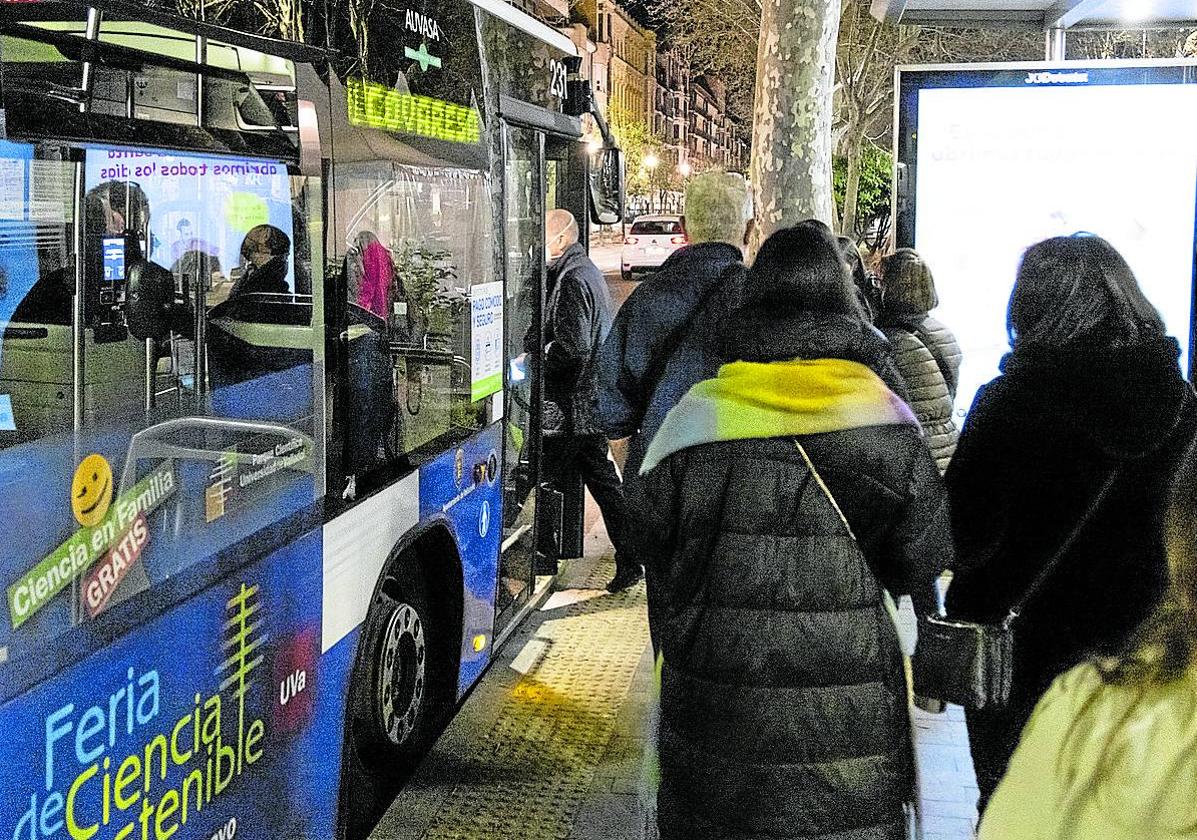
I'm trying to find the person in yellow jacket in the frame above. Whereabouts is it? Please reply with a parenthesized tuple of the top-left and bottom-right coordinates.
(979, 439, 1197, 840)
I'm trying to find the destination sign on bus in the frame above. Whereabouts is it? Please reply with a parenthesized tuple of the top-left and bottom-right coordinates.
(346, 78, 481, 145)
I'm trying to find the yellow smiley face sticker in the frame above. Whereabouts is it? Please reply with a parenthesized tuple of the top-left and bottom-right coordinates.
(72, 454, 114, 528)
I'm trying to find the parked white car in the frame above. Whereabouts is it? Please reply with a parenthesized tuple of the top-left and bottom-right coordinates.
(621, 215, 687, 281)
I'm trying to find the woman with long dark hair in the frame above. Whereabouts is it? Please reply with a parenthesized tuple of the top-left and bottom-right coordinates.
(639, 222, 953, 840)
(978, 436, 1197, 839)
(944, 234, 1197, 810)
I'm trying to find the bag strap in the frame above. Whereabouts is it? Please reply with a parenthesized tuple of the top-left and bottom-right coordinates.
(641, 262, 741, 409)
(795, 440, 856, 542)
(1003, 468, 1121, 629)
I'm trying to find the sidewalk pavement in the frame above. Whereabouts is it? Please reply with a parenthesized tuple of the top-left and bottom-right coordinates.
(371, 519, 979, 840)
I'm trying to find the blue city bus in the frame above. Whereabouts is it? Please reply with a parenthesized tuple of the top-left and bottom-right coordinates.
(0, 2, 622, 838)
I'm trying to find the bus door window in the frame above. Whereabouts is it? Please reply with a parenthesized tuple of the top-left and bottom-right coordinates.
(333, 162, 495, 496)
(498, 125, 544, 624)
(546, 136, 589, 247)
(0, 143, 325, 659)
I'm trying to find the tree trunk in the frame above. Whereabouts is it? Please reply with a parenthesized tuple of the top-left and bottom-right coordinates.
(749, 0, 842, 251)
(841, 125, 862, 237)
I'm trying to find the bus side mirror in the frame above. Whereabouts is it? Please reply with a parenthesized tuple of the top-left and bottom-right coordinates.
(590, 147, 624, 227)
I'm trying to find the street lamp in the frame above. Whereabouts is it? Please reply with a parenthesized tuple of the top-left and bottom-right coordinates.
(678, 161, 692, 178)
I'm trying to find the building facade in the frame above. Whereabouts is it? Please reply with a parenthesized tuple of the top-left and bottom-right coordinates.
(543, 0, 750, 209)
(654, 49, 690, 172)
(572, 0, 656, 135)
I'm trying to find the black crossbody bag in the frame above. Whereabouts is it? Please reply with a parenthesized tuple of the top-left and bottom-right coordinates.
(794, 441, 922, 840)
(912, 469, 1121, 710)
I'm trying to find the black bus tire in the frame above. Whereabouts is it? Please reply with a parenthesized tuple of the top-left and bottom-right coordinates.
(351, 570, 440, 770)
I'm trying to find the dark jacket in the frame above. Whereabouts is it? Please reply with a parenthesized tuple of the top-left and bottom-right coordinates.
(593, 242, 745, 469)
(640, 310, 953, 840)
(946, 337, 1197, 722)
(543, 242, 614, 436)
(229, 255, 290, 298)
(880, 314, 962, 471)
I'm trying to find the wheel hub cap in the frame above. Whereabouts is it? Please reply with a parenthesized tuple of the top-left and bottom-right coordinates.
(378, 603, 426, 747)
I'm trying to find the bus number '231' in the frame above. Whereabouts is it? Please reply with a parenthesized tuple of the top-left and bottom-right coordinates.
(550, 60, 567, 99)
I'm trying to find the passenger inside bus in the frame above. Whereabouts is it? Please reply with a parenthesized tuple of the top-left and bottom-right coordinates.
(230, 224, 291, 298)
(342, 231, 400, 483)
(347, 230, 396, 321)
(171, 247, 229, 307)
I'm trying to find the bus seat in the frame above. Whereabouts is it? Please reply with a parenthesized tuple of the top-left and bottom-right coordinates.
(206, 292, 314, 421)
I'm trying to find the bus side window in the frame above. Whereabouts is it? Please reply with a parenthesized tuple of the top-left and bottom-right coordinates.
(334, 163, 495, 489)
(0, 144, 325, 658)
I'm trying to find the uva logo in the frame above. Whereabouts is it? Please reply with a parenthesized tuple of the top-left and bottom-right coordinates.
(272, 627, 318, 734)
(279, 668, 307, 706)
(209, 817, 238, 840)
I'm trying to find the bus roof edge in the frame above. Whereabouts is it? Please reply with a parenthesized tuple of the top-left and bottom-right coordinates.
(0, 0, 331, 64)
(466, 0, 578, 56)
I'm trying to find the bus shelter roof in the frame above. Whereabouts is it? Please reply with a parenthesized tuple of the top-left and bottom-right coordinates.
(871, 0, 1197, 29)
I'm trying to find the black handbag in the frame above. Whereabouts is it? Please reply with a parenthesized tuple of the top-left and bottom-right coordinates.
(912, 469, 1121, 710)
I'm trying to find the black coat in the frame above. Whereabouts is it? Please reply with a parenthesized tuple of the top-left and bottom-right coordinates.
(946, 337, 1196, 691)
(229, 255, 290, 299)
(945, 338, 1197, 795)
(594, 242, 745, 454)
(640, 312, 953, 840)
(880, 314, 962, 472)
(543, 242, 615, 436)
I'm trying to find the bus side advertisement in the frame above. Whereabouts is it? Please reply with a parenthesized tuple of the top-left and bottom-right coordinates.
(0, 533, 350, 840)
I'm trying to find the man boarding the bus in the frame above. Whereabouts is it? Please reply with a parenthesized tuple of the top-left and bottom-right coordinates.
(535, 209, 631, 585)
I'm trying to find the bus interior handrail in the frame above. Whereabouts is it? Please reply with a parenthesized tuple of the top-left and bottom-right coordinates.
(120, 416, 314, 492)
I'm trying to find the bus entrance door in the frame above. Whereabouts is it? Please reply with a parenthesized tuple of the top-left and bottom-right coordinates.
(497, 124, 545, 631)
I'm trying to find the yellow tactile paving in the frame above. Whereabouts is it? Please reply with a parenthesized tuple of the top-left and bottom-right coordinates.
(420, 559, 650, 840)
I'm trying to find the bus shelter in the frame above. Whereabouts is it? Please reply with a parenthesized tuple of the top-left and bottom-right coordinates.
(871, 0, 1197, 57)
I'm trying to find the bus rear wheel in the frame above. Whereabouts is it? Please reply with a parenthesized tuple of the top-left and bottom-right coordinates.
(341, 568, 454, 838)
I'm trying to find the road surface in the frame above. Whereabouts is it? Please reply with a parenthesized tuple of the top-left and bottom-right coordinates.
(592, 242, 637, 311)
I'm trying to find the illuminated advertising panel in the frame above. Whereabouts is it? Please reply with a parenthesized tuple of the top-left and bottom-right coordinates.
(897, 62, 1197, 419)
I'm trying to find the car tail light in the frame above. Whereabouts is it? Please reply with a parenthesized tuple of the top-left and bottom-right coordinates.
(624, 236, 639, 245)
(670, 235, 688, 245)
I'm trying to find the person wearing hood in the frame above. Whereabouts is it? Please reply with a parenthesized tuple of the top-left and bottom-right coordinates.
(230, 224, 291, 298)
(637, 222, 954, 840)
(944, 233, 1197, 811)
(877, 248, 962, 472)
(535, 208, 629, 575)
(978, 436, 1197, 840)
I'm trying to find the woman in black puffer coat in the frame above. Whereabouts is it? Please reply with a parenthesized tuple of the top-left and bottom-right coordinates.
(638, 223, 955, 840)
(877, 249, 962, 472)
(945, 234, 1197, 811)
